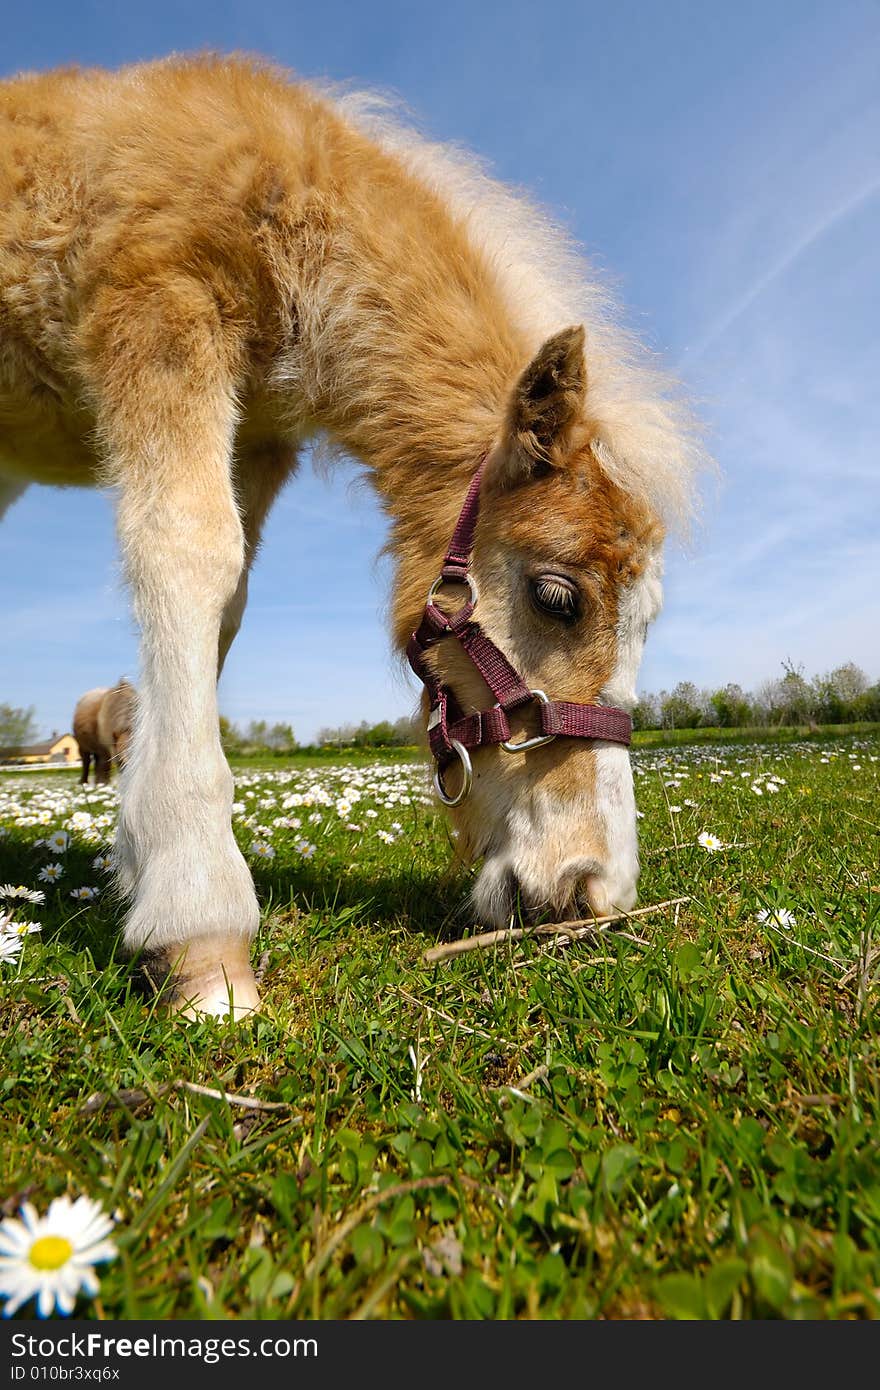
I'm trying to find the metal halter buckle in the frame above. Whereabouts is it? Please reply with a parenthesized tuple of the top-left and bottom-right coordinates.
(432, 739, 473, 807)
(500, 689, 557, 753)
(426, 573, 479, 610)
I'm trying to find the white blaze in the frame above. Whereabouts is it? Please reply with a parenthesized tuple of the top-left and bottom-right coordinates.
(593, 548, 664, 911)
(469, 548, 664, 925)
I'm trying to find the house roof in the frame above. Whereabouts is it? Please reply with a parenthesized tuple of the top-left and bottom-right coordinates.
(0, 735, 76, 758)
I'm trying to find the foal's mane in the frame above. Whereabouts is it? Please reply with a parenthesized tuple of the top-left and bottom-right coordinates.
(326, 85, 709, 534)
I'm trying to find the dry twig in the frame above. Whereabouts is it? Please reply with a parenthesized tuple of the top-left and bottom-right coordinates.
(837, 945, 880, 990)
(499, 1063, 550, 1101)
(760, 920, 845, 973)
(423, 896, 690, 963)
(646, 840, 752, 856)
(79, 1079, 295, 1116)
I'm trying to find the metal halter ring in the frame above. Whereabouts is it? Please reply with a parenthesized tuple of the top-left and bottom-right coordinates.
(427, 573, 479, 610)
(501, 689, 557, 753)
(433, 739, 473, 806)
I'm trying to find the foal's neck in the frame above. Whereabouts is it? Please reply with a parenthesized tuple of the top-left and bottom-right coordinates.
(296, 130, 531, 641)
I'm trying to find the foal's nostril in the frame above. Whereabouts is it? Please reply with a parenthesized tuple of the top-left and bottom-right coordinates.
(579, 872, 611, 918)
(494, 870, 545, 926)
(574, 890, 600, 921)
(544, 859, 610, 922)
(507, 869, 539, 923)
(475, 858, 628, 931)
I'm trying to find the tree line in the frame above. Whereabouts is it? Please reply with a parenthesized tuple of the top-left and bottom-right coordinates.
(312, 715, 422, 749)
(2, 660, 877, 756)
(632, 661, 879, 731)
(218, 717, 298, 756)
(0, 704, 39, 748)
(218, 714, 422, 754)
(218, 662, 878, 746)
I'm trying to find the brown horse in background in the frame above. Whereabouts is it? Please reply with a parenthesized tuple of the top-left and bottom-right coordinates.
(72, 679, 137, 784)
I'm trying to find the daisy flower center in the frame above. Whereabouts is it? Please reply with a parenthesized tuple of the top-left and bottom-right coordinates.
(29, 1235, 74, 1270)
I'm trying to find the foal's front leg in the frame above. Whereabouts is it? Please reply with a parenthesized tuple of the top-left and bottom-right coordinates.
(108, 389, 260, 1018)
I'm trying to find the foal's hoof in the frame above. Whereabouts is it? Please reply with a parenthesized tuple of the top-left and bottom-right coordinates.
(144, 935, 260, 1021)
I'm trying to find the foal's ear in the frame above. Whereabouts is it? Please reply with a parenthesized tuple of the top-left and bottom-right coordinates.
(496, 325, 587, 485)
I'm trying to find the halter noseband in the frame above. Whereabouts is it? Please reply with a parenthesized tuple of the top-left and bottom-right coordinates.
(406, 460, 633, 806)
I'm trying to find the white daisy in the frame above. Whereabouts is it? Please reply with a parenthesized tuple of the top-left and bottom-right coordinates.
(69, 887, 99, 902)
(0, 934, 23, 965)
(45, 831, 70, 854)
(0, 911, 41, 938)
(39, 864, 64, 884)
(697, 831, 724, 853)
(0, 1195, 117, 1318)
(0, 885, 44, 905)
(249, 841, 275, 860)
(756, 907, 796, 931)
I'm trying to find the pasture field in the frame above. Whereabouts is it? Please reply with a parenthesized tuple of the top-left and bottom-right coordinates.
(1, 732, 878, 1320)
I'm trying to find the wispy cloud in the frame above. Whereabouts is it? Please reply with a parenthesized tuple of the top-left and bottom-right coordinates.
(0, 589, 128, 644)
(682, 176, 880, 365)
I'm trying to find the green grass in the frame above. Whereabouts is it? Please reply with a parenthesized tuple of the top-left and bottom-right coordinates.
(1, 733, 878, 1320)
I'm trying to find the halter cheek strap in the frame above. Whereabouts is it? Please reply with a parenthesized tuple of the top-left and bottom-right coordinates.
(406, 460, 633, 806)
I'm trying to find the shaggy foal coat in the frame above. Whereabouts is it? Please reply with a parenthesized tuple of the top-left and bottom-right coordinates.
(0, 55, 702, 1016)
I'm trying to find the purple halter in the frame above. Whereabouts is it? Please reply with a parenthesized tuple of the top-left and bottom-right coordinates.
(407, 460, 633, 805)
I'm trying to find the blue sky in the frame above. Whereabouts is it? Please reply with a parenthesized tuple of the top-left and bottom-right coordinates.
(2, 0, 878, 742)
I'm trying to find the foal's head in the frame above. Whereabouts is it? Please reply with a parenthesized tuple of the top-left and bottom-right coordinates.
(428, 326, 665, 926)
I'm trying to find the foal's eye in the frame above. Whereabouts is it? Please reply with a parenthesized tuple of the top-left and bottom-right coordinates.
(530, 574, 580, 621)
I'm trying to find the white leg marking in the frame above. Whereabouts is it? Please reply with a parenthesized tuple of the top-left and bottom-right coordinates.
(110, 398, 260, 1016)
